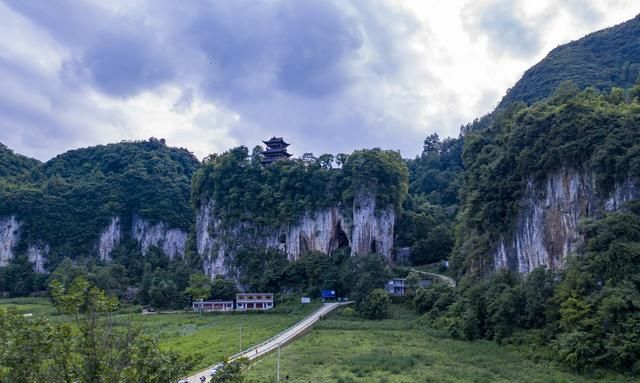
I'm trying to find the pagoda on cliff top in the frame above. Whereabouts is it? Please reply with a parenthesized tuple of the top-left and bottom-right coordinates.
(261, 137, 292, 165)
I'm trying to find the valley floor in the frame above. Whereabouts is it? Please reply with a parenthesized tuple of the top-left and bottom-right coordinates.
(0, 297, 321, 371)
(244, 305, 636, 383)
(2, 298, 636, 382)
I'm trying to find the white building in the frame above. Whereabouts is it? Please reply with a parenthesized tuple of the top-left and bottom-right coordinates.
(192, 300, 234, 312)
(236, 293, 274, 311)
(386, 278, 406, 296)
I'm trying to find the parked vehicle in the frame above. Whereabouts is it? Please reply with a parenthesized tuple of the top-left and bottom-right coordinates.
(210, 362, 224, 376)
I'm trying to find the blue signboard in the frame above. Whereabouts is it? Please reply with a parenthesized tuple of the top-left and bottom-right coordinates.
(321, 290, 336, 299)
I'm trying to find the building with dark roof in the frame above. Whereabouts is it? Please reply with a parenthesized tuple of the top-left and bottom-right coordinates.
(261, 137, 292, 165)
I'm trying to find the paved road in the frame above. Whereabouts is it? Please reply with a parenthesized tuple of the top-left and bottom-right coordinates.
(411, 268, 456, 287)
(184, 302, 350, 383)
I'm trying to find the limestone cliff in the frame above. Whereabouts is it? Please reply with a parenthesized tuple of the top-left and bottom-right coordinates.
(0, 215, 49, 272)
(98, 217, 121, 262)
(493, 168, 638, 273)
(97, 214, 188, 261)
(131, 215, 187, 261)
(197, 192, 396, 278)
(27, 244, 48, 273)
(0, 216, 21, 267)
(0, 214, 187, 272)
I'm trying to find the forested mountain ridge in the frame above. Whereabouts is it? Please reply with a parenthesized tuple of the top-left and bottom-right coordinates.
(193, 147, 410, 277)
(0, 143, 40, 178)
(500, 14, 640, 107)
(0, 138, 199, 279)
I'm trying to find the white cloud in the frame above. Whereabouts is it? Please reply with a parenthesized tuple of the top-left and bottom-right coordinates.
(0, 0, 639, 161)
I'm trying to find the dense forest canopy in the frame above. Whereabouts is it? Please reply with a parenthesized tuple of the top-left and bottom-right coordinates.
(0, 138, 199, 268)
(191, 146, 408, 228)
(500, 15, 640, 107)
(0, 143, 40, 178)
(453, 84, 640, 276)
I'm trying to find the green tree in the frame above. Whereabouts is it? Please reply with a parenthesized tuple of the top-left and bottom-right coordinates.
(359, 288, 391, 320)
(211, 277, 238, 300)
(348, 254, 390, 304)
(210, 358, 248, 383)
(25, 277, 194, 382)
(186, 272, 213, 301)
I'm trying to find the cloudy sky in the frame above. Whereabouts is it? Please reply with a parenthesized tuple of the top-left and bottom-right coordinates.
(1, 0, 639, 161)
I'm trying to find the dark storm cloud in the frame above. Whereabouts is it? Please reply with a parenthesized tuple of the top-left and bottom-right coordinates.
(274, 1, 362, 97)
(0, 0, 462, 160)
(462, 0, 542, 58)
(64, 30, 175, 98)
(185, 0, 363, 101)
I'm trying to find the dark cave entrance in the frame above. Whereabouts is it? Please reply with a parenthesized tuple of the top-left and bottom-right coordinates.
(370, 239, 378, 254)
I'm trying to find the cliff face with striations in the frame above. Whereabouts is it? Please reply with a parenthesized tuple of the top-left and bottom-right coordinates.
(0, 214, 187, 272)
(197, 192, 396, 278)
(493, 168, 638, 274)
(0, 216, 21, 267)
(131, 215, 187, 261)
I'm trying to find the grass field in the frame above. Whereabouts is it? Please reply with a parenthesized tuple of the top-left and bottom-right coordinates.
(0, 297, 322, 372)
(244, 305, 636, 383)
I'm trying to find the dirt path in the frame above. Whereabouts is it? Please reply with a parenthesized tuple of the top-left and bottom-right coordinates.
(411, 268, 456, 288)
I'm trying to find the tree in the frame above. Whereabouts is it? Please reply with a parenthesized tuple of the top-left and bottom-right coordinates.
(359, 289, 391, 320)
(210, 358, 248, 383)
(186, 272, 213, 302)
(211, 277, 238, 300)
(149, 277, 181, 309)
(32, 277, 194, 382)
(405, 271, 421, 297)
(348, 254, 390, 304)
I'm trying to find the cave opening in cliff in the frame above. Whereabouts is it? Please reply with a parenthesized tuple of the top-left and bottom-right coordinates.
(299, 234, 310, 254)
(370, 239, 378, 254)
(331, 220, 350, 250)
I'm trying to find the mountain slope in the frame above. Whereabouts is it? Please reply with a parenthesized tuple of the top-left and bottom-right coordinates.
(500, 14, 640, 107)
(0, 138, 199, 270)
(0, 143, 40, 178)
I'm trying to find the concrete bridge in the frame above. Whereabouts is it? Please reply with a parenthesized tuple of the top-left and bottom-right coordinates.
(184, 301, 351, 383)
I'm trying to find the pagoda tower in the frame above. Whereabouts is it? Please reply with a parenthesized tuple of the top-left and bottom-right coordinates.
(261, 137, 292, 165)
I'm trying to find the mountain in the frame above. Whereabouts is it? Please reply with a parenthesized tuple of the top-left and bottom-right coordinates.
(0, 143, 40, 178)
(0, 138, 199, 273)
(500, 14, 640, 107)
(192, 147, 408, 277)
(446, 14, 640, 276)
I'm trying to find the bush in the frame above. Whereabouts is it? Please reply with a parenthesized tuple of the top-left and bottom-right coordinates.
(359, 289, 391, 320)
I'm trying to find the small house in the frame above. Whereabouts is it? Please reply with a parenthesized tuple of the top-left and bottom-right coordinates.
(386, 278, 406, 296)
(236, 293, 274, 311)
(192, 300, 234, 312)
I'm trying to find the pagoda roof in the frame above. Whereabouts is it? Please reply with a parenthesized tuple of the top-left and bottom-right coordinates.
(262, 148, 291, 154)
(262, 137, 289, 146)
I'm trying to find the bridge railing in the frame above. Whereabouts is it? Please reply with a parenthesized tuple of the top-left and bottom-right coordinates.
(227, 302, 340, 361)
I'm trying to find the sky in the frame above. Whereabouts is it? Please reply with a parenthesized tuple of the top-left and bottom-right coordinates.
(1, 0, 639, 161)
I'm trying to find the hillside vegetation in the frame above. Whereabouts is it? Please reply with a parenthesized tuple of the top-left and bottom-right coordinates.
(0, 138, 199, 265)
(0, 143, 40, 178)
(455, 84, 640, 275)
(192, 146, 408, 227)
(500, 15, 640, 107)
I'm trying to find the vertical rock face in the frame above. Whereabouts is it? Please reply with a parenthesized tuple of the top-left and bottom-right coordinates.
(98, 217, 121, 262)
(493, 169, 638, 273)
(0, 216, 21, 267)
(131, 215, 187, 261)
(196, 192, 396, 279)
(27, 244, 48, 273)
(1, 214, 187, 270)
(350, 192, 395, 258)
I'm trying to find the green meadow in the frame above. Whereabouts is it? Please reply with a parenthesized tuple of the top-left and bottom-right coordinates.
(3, 298, 636, 382)
(244, 305, 637, 383)
(0, 297, 321, 372)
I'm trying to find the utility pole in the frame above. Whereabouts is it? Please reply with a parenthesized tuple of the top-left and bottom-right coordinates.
(276, 343, 281, 382)
(239, 324, 243, 352)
